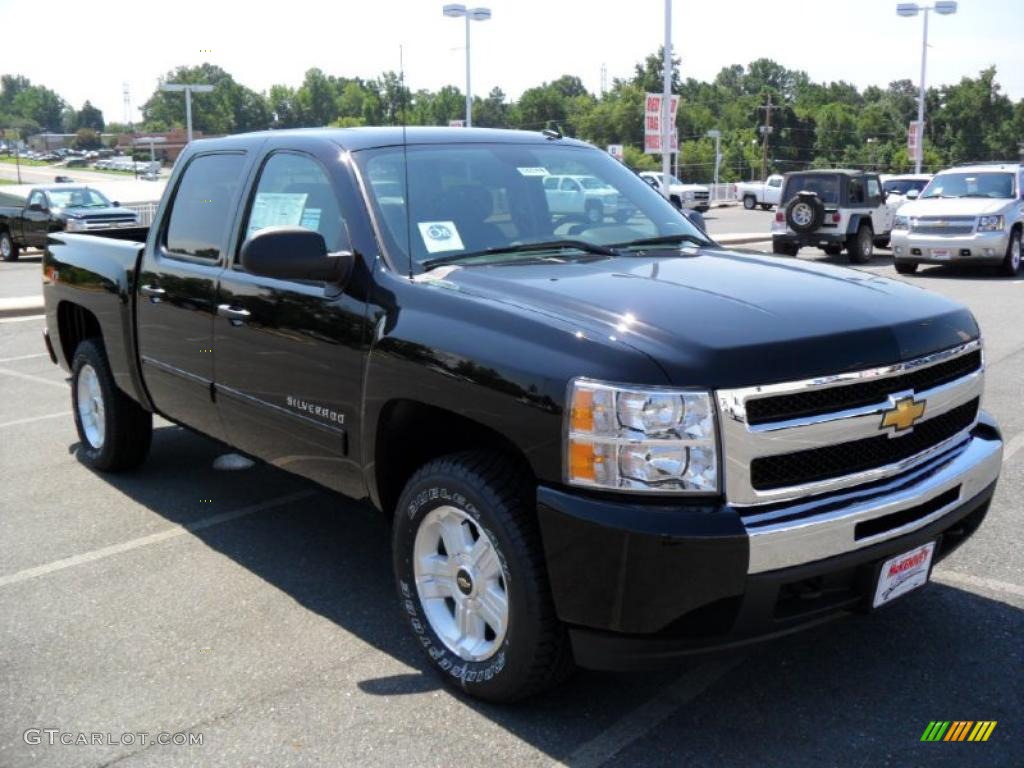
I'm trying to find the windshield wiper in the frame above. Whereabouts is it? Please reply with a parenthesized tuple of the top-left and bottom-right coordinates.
(421, 239, 618, 271)
(610, 233, 712, 249)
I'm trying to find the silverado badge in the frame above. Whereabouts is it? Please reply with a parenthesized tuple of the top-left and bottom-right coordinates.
(881, 395, 926, 434)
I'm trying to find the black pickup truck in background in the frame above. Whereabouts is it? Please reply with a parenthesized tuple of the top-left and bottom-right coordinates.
(42, 128, 1003, 702)
(0, 185, 138, 261)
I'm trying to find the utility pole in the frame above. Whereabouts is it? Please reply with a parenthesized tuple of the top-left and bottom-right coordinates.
(759, 94, 780, 180)
(707, 129, 722, 187)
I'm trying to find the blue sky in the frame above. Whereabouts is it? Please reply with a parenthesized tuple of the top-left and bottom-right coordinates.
(0, 0, 1020, 123)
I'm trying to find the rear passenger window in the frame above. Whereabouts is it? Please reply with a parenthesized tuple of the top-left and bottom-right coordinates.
(242, 152, 347, 253)
(165, 153, 246, 260)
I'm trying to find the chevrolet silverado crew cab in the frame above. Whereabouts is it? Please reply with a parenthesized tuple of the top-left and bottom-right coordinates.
(542, 173, 623, 223)
(638, 171, 710, 211)
(890, 163, 1023, 276)
(0, 184, 138, 261)
(772, 169, 893, 262)
(42, 128, 1002, 702)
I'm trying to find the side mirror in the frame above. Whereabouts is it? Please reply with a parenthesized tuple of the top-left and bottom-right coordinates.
(906, 189, 920, 200)
(240, 226, 353, 283)
(112, 201, 120, 207)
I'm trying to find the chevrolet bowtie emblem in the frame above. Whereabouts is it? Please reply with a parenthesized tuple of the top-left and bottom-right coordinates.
(881, 396, 927, 433)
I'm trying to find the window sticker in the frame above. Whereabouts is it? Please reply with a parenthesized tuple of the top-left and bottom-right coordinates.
(517, 167, 550, 177)
(417, 221, 465, 254)
(247, 192, 308, 237)
(299, 208, 322, 230)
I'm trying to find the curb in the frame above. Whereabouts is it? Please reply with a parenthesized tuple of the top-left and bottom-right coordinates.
(712, 234, 771, 246)
(0, 295, 44, 319)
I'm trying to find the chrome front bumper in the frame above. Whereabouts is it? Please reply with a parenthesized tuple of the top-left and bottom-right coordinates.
(891, 229, 1009, 262)
(743, 419, 1002, 573)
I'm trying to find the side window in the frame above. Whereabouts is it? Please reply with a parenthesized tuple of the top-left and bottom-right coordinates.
(769, 177, 781, 188)
(28, 191, 45, 208)
(542, 176, 559, 191)
(848, 178, 865, 205)
(560, 178, 579, 192)
(165, 153, 246, 260)
(242, 152, 347, 254)
(868, 179, 884, 204)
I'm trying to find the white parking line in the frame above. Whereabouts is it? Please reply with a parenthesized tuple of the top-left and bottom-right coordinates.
(1001, 431, 1024, 465)
(0, 366, 67, 389)
(0, 490, 315, 589)
(0, 352, 48, 363)
(0, 411, 70, 429)
(552, 656, 746, 768)
(933, 570, 1024, 603)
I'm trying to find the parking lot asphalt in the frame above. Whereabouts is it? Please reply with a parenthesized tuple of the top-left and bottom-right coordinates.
(1, 248, 1022, 767)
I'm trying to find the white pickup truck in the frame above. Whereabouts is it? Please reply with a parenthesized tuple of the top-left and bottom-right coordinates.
(638, 172, 710, 212)
(734, 174, 784, 210)
(543, 174, 622, 223)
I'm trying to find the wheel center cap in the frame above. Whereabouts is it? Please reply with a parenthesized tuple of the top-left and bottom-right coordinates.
(455, 568, 474, 596)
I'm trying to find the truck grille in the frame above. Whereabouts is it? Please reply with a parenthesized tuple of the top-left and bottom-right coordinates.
(910, 216, 975, 236)
(750, 398, 979, 491)
(716, 341, 983, 506)
(745, 350, 981, 425)
(694, 191, 710, 202)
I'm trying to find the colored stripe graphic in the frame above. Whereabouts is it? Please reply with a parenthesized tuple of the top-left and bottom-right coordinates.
(921, 721, 997, 742)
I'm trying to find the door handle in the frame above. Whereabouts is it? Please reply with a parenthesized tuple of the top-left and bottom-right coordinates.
(217, 304, 251, 322)
(140, 284, 166, 298)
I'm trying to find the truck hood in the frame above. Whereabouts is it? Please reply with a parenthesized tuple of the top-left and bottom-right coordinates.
(896, 197, 1010, 217)
(670, 183, 709, 194)
(433, 247, 978, 388)
(56, 206, 137, 220)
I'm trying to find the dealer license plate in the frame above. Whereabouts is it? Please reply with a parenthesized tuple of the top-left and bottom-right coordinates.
(873, 541, 936, 608)
(930, 248, 951, 260)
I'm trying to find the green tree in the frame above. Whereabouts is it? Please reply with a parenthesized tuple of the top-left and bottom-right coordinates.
(73, 127, 102, 150)
(76, 100, 104, 131)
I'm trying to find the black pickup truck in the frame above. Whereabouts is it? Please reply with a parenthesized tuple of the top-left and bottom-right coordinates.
(0, 184, 138, 261)
(42, 128, 1002, 702)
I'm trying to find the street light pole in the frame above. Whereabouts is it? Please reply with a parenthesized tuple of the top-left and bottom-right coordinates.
(160, 83, 215, 143)
(897, 1, 957, 173)
(443, 4, 492, 127)
(707, 129, 722, 187)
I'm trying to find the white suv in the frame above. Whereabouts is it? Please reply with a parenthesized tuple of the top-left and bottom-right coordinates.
(890, 163, 1023, 276)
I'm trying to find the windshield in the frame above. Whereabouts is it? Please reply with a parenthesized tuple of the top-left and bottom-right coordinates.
(47, 188, 111, 209)
(356, 143, 705, 272)
(921, 172, 1015, 199)
(883, 179, 929, 195)
(782, 174, 840, 205)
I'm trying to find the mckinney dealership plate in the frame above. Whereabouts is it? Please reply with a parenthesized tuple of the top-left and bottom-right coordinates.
(930, 248, 951, 260)
(873, 541, 936, 608)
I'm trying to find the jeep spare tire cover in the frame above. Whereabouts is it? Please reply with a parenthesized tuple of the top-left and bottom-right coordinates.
(786, 192, 824, 233)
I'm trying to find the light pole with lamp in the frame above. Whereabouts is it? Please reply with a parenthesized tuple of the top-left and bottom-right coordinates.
(160, 83, 215, 143)
(442, 4, 492, 127)
(896, 1, 957, 173)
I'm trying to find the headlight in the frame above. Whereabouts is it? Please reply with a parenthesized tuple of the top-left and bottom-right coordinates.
(893, 215, 909, 230)
(566, 379, 718, 493)
(65, 219, 87, 232)
(977, 215, 1004, 232)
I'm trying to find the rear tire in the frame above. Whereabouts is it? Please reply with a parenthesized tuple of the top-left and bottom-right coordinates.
(393, 452, 572, 703)
(895, 261, 919, 275)
(1000, 229, 1021, 277)
(848, 225, 874, 264)
(743, 195, 756, 210)
(0, 230, 19, 262)
(759, 204, 772, 211)
(71, 339, 152, 471)
(773, 241, 799, 257)
(584, 200, 603, 224)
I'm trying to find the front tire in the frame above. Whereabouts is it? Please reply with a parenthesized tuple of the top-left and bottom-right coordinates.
(0, 230, 19, 262)
(895, 261, 919, 275)
(759, 203, 772, 211)
(848, 225, 874, 264)
(71, 339, 152, 471)
(393, 452, 571, 702)
(1000, 228, 1021, 277)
